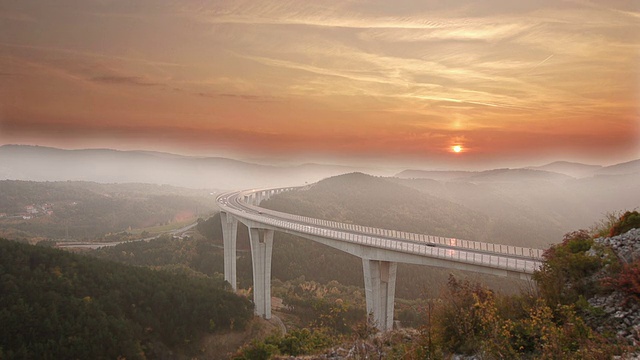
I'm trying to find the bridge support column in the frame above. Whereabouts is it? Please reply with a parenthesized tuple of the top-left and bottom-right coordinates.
(363, 259, 397, 331)
(249, 227, 274, 319)
(220, 211, 238, 291)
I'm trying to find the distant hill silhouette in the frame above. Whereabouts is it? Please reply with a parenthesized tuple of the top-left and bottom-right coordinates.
(528, 161, 602, 178)
(0, 145, 381, 189)
(395, 169, 474, 181)
(464, 168, 573, 182)
(596, 159, 640, 176)
(397, 167, 579, 182)
(397, 159, 639, 181)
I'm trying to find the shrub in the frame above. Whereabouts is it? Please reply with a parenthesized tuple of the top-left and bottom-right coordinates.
(602, 259, 640, 303)
(609, 210, 640, 237)
(233, 328, 334, 359)
(533, 230, 604, 308)
(233, 340, 279, 360)
(433, 276, 495, 355)
(275, 328, 333, 356)
(428, 276, 620, 359)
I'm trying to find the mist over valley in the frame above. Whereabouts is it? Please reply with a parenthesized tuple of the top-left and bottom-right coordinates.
(2, 147, 639, 358)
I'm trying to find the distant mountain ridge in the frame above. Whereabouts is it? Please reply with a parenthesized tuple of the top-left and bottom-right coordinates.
(0, 145, 383, 190)
(528, 161, 602, 178)
(3, 145, 638, 188)
(595, 159, 640, 176)
(396, 168, 572, 182)
(394, 170, 474, 181)
(396, 159, 639, 181)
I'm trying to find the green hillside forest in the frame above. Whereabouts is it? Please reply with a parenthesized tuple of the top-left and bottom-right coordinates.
(0, 238, 252, 359)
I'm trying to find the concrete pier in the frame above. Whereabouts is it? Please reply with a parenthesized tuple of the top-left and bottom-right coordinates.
(363, 259, 397, 331)
(220, 211, 238, 290)
(249, 227, 274, 318)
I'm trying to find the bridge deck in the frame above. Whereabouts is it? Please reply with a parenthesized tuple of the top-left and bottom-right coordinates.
(217, 187, 543, 275)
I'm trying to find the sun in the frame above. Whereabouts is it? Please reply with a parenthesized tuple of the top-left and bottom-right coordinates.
(452, 145, 462, 153)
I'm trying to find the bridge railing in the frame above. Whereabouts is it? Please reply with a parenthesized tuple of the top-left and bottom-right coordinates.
(222, 201, 541, 274)
(235, 188, 544, 260)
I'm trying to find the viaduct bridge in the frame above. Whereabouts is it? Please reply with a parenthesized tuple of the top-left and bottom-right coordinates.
(217, 186, 544, 331)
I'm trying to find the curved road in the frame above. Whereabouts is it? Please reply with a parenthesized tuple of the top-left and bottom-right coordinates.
(217, 187, 543, 276)
(217, 186, 545, 331)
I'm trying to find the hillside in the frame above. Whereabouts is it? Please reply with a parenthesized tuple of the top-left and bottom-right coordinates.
(394, 172, 640, 247)
(253, 171, 639, 298)
(0, 180, 217, 240)
(260, 173, 529, 298)
(264, 172, 495, 241)
(0, 238, 253, 359)
(264, 172, 575, 247)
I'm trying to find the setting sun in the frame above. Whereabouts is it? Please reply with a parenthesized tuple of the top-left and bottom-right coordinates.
(453, 145, 462, 153)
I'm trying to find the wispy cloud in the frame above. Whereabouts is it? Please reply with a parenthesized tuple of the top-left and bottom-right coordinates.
(90, 75, 160, 86)
(0, 42, 185, 68)
(196, 92, 277, 102)
(1, 0, 638, 163)
(184, 1, 454, 30)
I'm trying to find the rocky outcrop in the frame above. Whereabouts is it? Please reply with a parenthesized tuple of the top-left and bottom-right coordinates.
(588, 228, 640, 349)
(594, 228, 640, 264)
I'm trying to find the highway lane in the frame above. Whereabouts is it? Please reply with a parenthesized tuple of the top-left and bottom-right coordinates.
(217, 188, 543, 274)
(220, 189, 540, 257)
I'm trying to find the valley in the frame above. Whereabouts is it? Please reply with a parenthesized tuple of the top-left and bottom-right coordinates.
(1, 151, 639, 359)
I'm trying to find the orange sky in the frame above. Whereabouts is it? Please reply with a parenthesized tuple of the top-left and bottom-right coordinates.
(1, 0, 639, 168)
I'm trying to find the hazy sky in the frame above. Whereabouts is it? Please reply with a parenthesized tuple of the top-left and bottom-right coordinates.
(1, 0, 639, 168)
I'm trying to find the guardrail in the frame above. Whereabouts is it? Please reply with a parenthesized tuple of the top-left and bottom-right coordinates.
(221, 199, 541, 274)
(232, 188, 544, 260)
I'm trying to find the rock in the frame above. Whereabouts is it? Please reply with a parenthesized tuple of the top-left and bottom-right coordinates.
(587, 228, 640, 350)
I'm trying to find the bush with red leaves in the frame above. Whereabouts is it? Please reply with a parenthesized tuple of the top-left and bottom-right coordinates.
(602, 259, 640, 302)
(609, 211, 640, 237)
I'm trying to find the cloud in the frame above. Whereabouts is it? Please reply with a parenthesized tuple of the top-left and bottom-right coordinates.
(359, 20, 534, 43)
(90, 75, 159, 86)
(0, 42, 184, 68)
(184, 1, 454, 30)
(1, 0, 638, 165)
(196, 92, 277, 102)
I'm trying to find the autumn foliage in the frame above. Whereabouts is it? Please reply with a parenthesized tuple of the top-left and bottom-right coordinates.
(603, 260, 640, 302)
(609, 210, 640, 237)
(427, 276, 616, 359)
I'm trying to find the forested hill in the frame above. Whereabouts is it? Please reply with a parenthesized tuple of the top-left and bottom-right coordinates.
(264, 172, 640, 249)
(0, 238, 252, 359)
(263, 172, 499, 244)
(258, 173, 532, 298)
